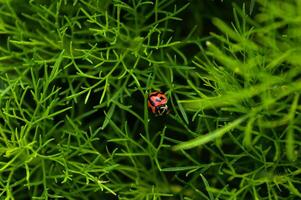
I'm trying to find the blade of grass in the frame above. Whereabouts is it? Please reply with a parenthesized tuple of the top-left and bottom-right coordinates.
(172, 115, 248, 151)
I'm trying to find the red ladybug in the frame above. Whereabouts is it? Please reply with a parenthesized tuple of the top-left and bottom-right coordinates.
(147, 91, 169, 116)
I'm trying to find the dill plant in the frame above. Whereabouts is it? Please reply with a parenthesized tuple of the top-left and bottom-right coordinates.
(0, 0, 300, 200)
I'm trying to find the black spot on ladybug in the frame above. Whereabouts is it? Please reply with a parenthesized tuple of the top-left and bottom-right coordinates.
(155, 97, 161, 102)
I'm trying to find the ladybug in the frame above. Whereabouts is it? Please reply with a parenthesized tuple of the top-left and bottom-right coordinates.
(147, 91, 169, 116)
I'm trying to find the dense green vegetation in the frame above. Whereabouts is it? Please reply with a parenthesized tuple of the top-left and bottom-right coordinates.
(1, 0, 301, 199)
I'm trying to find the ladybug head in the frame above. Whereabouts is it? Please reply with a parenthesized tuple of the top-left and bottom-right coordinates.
(156, 104, 169, 116)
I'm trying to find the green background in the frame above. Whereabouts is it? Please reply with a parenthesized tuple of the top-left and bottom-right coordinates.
(1, 0, 301, 199)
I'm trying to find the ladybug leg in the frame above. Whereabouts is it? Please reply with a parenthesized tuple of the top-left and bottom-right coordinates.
(155, 106, 160, 115)
(164, 105, 169, 115)
(166, 109, 170, 114)
(150, 106, 155, 114)
(163, 105, 170, 114)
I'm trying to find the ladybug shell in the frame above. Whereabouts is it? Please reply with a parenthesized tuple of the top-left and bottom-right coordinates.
(147, 91, 168, 114)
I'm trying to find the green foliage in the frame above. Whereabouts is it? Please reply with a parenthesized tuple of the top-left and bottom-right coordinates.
(0, 0, 301, 199)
